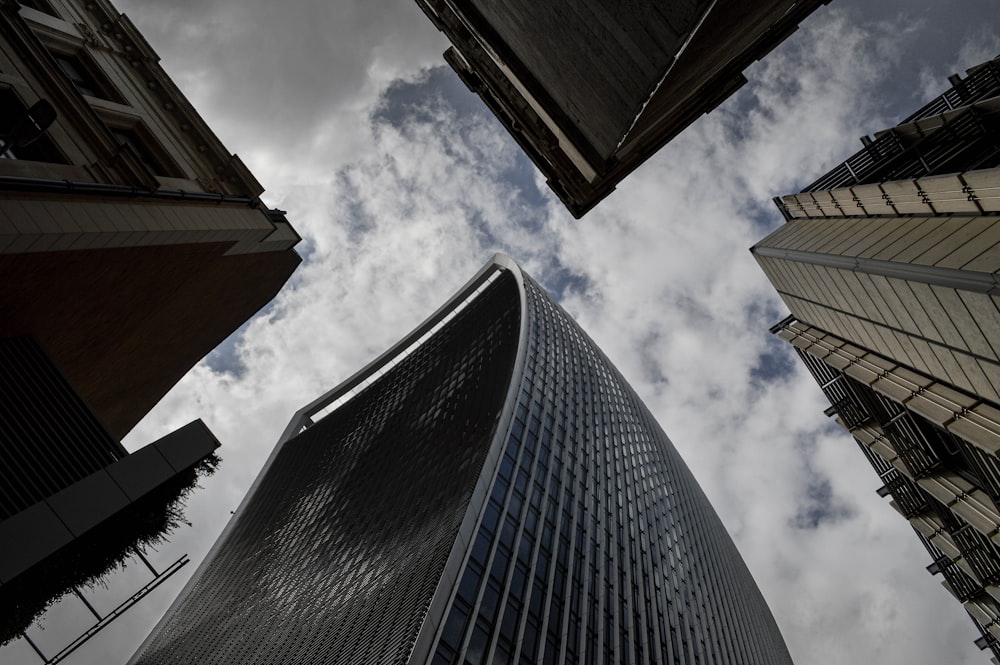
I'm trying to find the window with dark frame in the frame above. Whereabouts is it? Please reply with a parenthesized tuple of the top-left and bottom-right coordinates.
(0, 87, 67, 163)
(50, 50, 122, 102)
(18, 0, 59, 17)
(110, 126, 181, 178)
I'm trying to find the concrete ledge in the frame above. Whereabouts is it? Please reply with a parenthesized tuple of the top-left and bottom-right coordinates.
(48, 470, 130, 537)
(108, 444, 176, 501)
(0, 502, 74, 584)
(0, 419, 219, 587)
(152, 420, 220, 473)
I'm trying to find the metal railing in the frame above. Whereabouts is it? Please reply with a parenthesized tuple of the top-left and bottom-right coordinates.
(883, 411, 941, 478)
(952, 524, 1000, 586)
(20, 551, 189, 665)
(877, 469, 930, 518)
(800, 60, 1000, 193)
(919, 528, 983, 603)
(903, 61, 1000, 124)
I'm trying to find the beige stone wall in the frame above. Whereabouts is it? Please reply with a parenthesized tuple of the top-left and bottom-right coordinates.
(779, 168, 1000, 218)
(755, 189, 1000, 403)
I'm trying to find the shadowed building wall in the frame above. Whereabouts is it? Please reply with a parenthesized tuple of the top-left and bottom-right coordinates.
(1, 0, 302, 438)
(0, 0, 300, 642)
(129, 255, 792, 665)
(414, 0, 829, 217)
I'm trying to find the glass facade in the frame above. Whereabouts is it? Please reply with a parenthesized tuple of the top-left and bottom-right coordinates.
(429, 273, 791, 665)
(130, 271, 522, 665)
(130, 257, 792, 665)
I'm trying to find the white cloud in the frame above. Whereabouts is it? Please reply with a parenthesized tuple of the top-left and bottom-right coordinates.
(116, 0, 450, 184)
(6, 2, 999, 665)
(919, 25, 1000, 102)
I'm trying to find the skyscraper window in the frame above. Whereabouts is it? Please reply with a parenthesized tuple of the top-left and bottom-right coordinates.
(129, 255, 792, 665)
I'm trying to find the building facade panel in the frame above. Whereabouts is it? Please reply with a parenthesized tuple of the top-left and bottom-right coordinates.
(753, 210, 1000, 402)
(464, 0, 708, 158)
(757, 55, 1000, 661)
(129, 269, 523, 665)
(130, 256, 793, 665)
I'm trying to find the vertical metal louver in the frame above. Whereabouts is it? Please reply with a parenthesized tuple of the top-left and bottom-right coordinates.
(0, 336, 124, 520)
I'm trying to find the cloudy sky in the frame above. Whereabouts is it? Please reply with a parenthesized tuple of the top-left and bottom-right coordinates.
(5, 1, 1000, 664)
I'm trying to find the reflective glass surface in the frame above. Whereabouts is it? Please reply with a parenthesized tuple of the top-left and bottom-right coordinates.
(431, 274, 793, 665)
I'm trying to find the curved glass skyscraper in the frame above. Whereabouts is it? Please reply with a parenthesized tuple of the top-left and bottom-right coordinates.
(129, 255, 792, 665)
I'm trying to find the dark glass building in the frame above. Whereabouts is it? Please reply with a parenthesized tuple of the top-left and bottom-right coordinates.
(129, 255, 792, 665)
(754, 56, 1000, 659)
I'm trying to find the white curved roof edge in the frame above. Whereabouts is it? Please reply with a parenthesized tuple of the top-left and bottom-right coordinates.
(277, 253, 523, 444)
(126, 253, 528, 665)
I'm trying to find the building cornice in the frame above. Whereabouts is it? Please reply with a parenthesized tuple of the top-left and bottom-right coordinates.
(81, 0, 264, 196)
(1, 1, 154, 186)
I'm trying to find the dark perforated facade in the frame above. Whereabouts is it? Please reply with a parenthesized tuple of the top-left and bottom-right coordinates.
(130, 268, 521, 665)
(130, 256, 792, 665)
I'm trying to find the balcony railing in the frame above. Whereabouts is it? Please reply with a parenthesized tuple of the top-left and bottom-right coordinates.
(795, 348, 839, 385)
(883, 412, 941, 478)
(930, 554, 984, 602)
(972, 613, 1000, 659)
(952, 524, 1000, 586)
(802, 131, 904, 192)
(921, 524, 984, 604)
(903, 61, 1000, 123)
(877, 469, 929, 518)
(801, 61, 1000, 194)
(952, 432, 1000, 513)
(855, 439, 895, 477)
(821, 375, 889, 430)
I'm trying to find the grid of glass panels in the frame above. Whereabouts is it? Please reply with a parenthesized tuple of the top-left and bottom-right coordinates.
(430, 275, 794, 665)
(130, 272, 521, 665)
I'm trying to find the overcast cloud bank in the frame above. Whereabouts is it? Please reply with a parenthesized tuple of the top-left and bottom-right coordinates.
(4, 2, 1000, 664)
